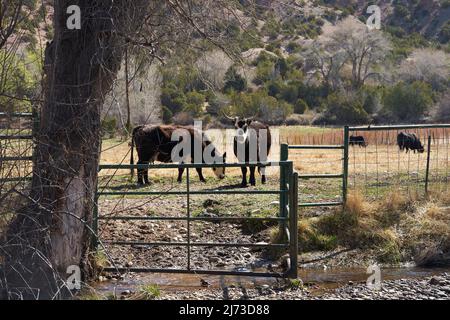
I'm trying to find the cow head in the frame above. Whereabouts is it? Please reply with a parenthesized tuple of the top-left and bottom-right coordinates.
(417, 144, 425, 153)
(232, 117, 253, 144)
(212, 152, 227, 179)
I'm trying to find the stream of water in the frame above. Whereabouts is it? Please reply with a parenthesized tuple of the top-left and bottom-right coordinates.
(94, 266, 450, 295)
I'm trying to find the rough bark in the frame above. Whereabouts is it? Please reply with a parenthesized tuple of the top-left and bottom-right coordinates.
(3, 0, 146, 299)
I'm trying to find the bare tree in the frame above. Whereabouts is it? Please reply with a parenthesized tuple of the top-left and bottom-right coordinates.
(398, 48, 450, 91)
(329, 17, 391, 89)
(2, 0, 246, 299)
(305, 40, 347, 91)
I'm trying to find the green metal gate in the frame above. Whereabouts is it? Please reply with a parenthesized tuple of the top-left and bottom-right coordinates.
(0, 112, 37, 186)
(93, 161, 299, 278)
(283, 138, 349, 208)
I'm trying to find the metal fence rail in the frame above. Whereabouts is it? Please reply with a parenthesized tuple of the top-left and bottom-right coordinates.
(0, 111, 37, 187)
(284, 141, 347, 208)
(94, 161, 298, 278)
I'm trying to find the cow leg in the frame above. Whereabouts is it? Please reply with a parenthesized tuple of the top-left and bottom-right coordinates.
(137, 161, 148, 185)
(240, 166, 248, 187)
(260, 166, 267, 184)
(144, 165, 150, 185)
(249, 166, 256, 186)
(196, 168, 207, 183)
(178, 167, 185, 183)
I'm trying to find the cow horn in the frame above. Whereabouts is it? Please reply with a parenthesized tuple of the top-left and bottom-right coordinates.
(221, 110, 237, 121)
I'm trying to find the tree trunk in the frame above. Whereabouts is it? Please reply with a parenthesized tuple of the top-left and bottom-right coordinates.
(125, 47, 131, 134)
(3, 0, 145, 299)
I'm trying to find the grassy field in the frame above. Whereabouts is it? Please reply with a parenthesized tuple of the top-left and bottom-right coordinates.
(100, 125, 450, 202)
(1, 125, 449, 203)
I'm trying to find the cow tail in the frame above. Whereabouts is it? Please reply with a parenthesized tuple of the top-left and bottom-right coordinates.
(130, 128, 136, 177)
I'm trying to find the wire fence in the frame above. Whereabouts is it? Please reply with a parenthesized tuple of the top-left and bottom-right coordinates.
(347, 125, 450, 199)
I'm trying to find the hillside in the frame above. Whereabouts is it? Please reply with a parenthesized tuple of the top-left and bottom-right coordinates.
(113, 0, 447, 130)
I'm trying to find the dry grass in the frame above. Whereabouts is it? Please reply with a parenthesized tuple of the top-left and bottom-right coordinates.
(344, 191, 367, 217)
(284, 191, 450, 266)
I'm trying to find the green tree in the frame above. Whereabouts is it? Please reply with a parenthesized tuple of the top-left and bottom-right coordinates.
(323, 93, 370, 125)
(161, 106, 173, 124)
(254, 60, 275, 85)
(383, 81, 433, 121)
(223, 66, 247, 93)
(161, 85, 186, 114)
(183, 91, 205, 117)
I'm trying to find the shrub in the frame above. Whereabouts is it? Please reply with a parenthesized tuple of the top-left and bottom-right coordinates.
(160, 86, 186, 114)
(278, 83, 298, 104)
(294, 99, 309, 114)
(223, 66, 247, 93)
(254, 60, 275, 85)
(286, 41, 301, 54)
(383, 81, 433, 121)
(173, 112, 194, 125)
(320, 93, 370, 125)
(275, 58, 289, 79)
(101, 117, 117, 138)
(206, 93, 229, 115)
(285, 113, 313, 126)
(229, 91, 293, 125)
(433, 92, 450, 122)
(439, 21, 450, 44)
(161, 106, 173, 124)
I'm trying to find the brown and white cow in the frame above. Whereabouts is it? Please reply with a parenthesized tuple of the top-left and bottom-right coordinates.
(229, 117, 272, 187)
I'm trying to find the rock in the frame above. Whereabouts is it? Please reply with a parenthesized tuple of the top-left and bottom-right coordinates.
(209, 257, 221, 263)
(203, 199, 220, 208)
(121, 290, 131, 296)
(200, 279, 211, 287)
(125, 261, 133, 268)
(270, 201, 280, 206)
(441, 286, 450, 293)
(429, 277, 445, 286)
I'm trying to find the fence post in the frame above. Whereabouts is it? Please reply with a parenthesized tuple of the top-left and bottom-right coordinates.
(280, 144, 289, 240)
(343, 126, 350, 204)
(288, 171, 298, 279)
(425, 135, 432, 195)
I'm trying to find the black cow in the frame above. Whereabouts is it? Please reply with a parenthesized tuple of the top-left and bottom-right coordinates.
(397, 132, 425, 154)
(130, 125, 227, 185)
(229, 117, 272, 187)
(349, 135, 367, 148)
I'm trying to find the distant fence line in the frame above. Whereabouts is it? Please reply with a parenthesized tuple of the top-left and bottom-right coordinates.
(282, 125, 450, 147)
(347, 124, 450, 199)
